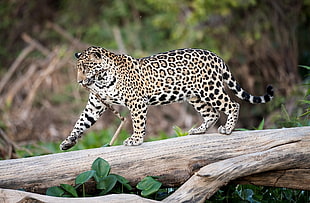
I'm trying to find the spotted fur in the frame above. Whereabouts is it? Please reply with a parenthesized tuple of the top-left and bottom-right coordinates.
(60, 46, 273, 150)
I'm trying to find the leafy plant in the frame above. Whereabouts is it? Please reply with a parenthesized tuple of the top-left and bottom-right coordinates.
(46, 157, 165, 199)
(273, 65, 310, 128)
(46, 157, 132, 197)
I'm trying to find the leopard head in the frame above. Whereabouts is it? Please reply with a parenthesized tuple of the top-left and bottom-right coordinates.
(75, 46, 116, 86)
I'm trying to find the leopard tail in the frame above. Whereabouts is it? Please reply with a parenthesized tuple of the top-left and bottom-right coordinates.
(222, 64, 274, 104)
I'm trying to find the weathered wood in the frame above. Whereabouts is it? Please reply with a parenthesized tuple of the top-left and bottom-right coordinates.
(163, 133, 310, 202)
(233, 169, 310, 190)
(0, 127, 309, 201)
(0, 188, 158, 203)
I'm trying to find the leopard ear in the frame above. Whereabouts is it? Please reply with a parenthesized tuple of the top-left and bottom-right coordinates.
(75, 52, 82, 59)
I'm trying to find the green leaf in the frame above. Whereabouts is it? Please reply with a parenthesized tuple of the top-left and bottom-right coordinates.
(136, 176, 162, 197)
(46, 186, 65, 197)
(173, 126, 188, 136)
(75, 170, 96, 185)
(92, 157, 110, 182)
(110, 174, 132, 190)
(235, 128, 249, 131)
(60, 184, 78, 197)
(299, 100, 310, 104)
(110, 174, 129, 184)
(299, 65, 310, 70)
(97, 175, 117, 194)
(256, 118, 264, 130)
(299, 111, 310, 117)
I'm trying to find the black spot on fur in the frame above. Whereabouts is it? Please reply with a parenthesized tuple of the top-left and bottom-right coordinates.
(253, 96, 262, 103)
(223, 72, 229, 80)
(264, 95, 271, 102)
(85, 114, 96, 125)
(266, 85, 274, 97)
(94, 52, 101, 59)
(170, 95, 177, 101)
(197, 104, 207, 111)
(236, 84, 241, 91)
(107, 77, 116, 87)
(168, 52, 176, 56)
(159, 94, 167, 101)
(241, 92, 250, 102)
(149, 97, 156, 103)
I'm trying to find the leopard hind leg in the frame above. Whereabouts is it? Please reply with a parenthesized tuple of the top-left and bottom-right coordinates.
(209, 89, 240, 135)
(217, 101, 240, 135)
(188, 97, 219, 134)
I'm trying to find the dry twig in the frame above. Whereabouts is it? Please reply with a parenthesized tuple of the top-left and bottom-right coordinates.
(21, 33, 51, 56)
(46, 21, 89, 50)
(0, 45, 34, 94)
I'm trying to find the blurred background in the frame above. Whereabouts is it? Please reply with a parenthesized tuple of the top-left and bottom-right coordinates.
(0, 0, 309, 158)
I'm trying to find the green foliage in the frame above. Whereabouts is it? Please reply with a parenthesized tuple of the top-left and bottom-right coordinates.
(136, 176, 162, 197)
(15, 129, 131, 157)
(96, 175, 117, 195)
(60, 184, 78, 197)
(45, 157, 164, 198)
(273, 65, 310, 128)
(207, 184, 310, 202)
(92, 157, 110, 181)
(46, 157, 133, 197)
(46, 186, 65, 197)
(110, 174, 132, 191)
(236, 118, 265, 131)
(173, 126, 189, 137)
(298, 65, 310, 117)
(276, 104, 308, 128)
(75, 170, 96, 185)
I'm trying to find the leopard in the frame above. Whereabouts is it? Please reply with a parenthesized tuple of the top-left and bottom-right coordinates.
(60, 46, 274, 150)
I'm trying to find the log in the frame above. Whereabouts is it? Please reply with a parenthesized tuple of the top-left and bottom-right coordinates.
(0, 127, 309, 202)
(163, 133, 310, 202)
(233, 169, 310, 190)
(0, 189, 158, 203)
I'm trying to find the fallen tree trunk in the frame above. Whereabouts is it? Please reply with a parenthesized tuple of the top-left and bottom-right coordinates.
(0, 127, 309, 202)
(0, 189, 158, 203)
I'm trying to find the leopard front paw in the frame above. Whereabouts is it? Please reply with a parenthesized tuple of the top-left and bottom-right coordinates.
(188, 127, 206, 135)
(123, 135, 144, 146)
(218, 125, 232, 135)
